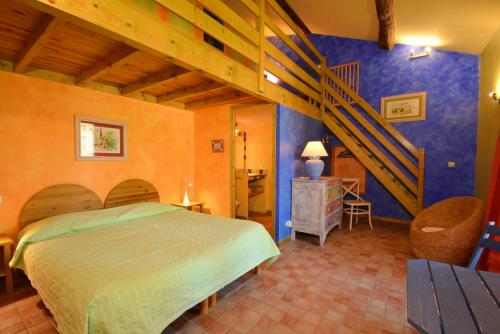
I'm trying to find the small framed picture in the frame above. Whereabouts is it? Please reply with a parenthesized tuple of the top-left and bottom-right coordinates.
(381, 92, 426, 122)
(211, 139, 224, 153)
(75, 116, 128, 160)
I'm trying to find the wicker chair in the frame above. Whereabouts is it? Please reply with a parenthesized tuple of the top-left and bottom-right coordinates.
(410, 196, 484, 265)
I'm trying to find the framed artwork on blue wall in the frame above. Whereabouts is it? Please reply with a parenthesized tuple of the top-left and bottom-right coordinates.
(381, 92, 426, 122)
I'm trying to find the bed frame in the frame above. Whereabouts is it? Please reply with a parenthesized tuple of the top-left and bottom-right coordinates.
(18, 179, 262, 316)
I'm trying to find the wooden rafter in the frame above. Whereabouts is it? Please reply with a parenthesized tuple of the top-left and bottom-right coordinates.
(122, 68, 191, 95)
(186, 91, 255, 110)
(19, 0, 320, 119)
(76, 45, 140, 83)
(158, 80, 224, 103)
(375, 0, 395, 50)
(15, 14, 65, 73)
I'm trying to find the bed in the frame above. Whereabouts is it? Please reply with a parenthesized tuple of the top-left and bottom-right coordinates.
(10, 180, 280, 334)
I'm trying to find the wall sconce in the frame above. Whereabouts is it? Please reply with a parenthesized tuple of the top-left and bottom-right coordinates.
(409, 46, 432, 59)
(490, 92, 500, 104)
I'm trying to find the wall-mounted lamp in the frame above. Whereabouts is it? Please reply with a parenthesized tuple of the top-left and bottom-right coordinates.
(489, 92, 500, 104)
(409, 46, 432, 59)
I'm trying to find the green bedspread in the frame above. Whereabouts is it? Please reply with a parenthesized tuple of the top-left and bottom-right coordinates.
(11, 203, 280, 334)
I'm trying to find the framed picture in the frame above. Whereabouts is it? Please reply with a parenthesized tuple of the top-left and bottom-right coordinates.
(381, 92, 426, 122)
(75, 116, 128, 160)
(211, 139, 224, 153)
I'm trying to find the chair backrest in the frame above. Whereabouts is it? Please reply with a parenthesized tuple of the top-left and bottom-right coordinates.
(468, 221, 500, 269)
(342, 178, 361, 199)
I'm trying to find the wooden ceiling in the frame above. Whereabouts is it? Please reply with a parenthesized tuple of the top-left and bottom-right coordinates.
(0, 0, 260, 110)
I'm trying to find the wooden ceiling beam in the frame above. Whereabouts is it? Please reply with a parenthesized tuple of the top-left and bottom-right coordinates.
(122, 68, 192, 96)
(76, 45, 140, 83)
(158, 80, 225, 103)
(186, 91, 256, 110)
(375, 0, 395, 50)
(15, 14, 65, 73)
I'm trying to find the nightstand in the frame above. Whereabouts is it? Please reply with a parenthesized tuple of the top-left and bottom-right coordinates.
(171, 201, 204, 212)
(0, 235, 13, 294)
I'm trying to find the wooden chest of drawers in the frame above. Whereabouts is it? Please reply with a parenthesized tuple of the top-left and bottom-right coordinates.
(291, 176, 342, 246)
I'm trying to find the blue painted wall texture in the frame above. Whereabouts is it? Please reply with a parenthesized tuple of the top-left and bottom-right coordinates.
(309, 35, 479, 219)
(275, 105, 330, 242)
(274, 34, 479, 229)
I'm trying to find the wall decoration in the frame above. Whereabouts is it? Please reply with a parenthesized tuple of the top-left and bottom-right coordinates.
(211, 139, 224, 153)
(75, 116, 127, 160)
(381, 91, 426, 122)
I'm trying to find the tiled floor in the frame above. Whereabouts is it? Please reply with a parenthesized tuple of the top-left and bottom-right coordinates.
(0, 220, 419, 334)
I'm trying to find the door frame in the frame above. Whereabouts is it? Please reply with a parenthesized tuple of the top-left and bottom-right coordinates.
(229, 102, 277, 240)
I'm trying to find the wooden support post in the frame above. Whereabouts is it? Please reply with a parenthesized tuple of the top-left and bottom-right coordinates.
(199, 298, 209, 315)
(208, 293, 217, 307)
(257, 0, 265, 93)
(417, 148, 425, 212)
(374, 0, 395, 50)
(15, 15, 65, 73)
(320, 56, 327, 121)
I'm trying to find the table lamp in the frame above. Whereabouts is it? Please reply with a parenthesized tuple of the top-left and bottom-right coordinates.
(301, 141, 328, 180)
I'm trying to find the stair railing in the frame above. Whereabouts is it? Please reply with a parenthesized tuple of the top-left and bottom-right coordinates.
(322, 69, 425, 213)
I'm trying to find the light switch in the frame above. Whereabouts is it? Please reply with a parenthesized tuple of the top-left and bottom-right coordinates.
(448, 162, 456, 168)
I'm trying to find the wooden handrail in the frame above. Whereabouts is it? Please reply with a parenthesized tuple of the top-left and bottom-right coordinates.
(266, 0, 323, 61)
(324, 82, 418, 176)
(327, 71, 419, 158)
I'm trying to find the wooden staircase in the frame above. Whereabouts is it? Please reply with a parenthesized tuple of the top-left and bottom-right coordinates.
(322, 69, 425, 216)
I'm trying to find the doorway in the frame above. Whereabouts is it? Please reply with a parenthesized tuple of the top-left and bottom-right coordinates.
(230, 103, 276, 239)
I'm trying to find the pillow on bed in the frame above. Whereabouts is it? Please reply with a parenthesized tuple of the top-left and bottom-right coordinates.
(11, 203, 181, 268)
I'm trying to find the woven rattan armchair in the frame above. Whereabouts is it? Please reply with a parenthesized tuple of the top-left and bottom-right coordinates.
(410, 196, 484, 265)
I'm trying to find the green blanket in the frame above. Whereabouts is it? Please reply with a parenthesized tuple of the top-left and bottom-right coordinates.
(11, 203, 280, 334)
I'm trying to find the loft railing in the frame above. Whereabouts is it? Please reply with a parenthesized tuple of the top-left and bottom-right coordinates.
(330, 61, 360, 105)
(153, 0, 324, 116)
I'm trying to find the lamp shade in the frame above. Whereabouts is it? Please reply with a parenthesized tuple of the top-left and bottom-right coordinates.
(301, 141, 328, 157)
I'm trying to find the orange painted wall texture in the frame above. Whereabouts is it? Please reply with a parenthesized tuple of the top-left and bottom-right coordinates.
(0, 72, 195, 238)
(193, 106, 231, 217)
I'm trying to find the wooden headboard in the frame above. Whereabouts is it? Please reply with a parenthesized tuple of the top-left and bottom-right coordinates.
(20, 184, 103, 229)
(104, 179, 160, 208)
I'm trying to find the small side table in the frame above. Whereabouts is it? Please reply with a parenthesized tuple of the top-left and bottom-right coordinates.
(171, 201, 204, 212)
(0, 235, 14, 294)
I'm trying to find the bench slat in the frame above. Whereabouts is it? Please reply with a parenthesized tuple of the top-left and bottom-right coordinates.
(454, 266, 500, 334)
(407, 260, 442, 334)
(429, 261, 478, 334)
(479, 271, 500, 305)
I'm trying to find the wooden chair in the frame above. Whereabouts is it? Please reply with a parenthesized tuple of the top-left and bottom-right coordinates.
(341, 178, 373, 231)
(468, 221, 500, 269)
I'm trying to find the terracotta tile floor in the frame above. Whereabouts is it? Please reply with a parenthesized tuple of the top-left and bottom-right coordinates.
(0, 220, 419, 334)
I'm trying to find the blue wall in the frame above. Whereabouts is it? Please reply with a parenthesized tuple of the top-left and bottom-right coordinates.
(275, 105, 330, 242)
(310, 35, 479, 219)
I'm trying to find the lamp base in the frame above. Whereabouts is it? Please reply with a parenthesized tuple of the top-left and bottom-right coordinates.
(305, 157, 324, 180)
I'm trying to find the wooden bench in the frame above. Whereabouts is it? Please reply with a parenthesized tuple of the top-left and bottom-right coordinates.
(407, 259, 500, 334)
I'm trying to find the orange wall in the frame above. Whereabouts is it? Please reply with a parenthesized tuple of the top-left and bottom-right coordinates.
(193, 106, 231, 217)
(0, 72, 194, 238)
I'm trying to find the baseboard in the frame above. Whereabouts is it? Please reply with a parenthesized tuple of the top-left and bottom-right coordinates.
(372, 215, 411, 225)
(277, 236, 291, 247)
